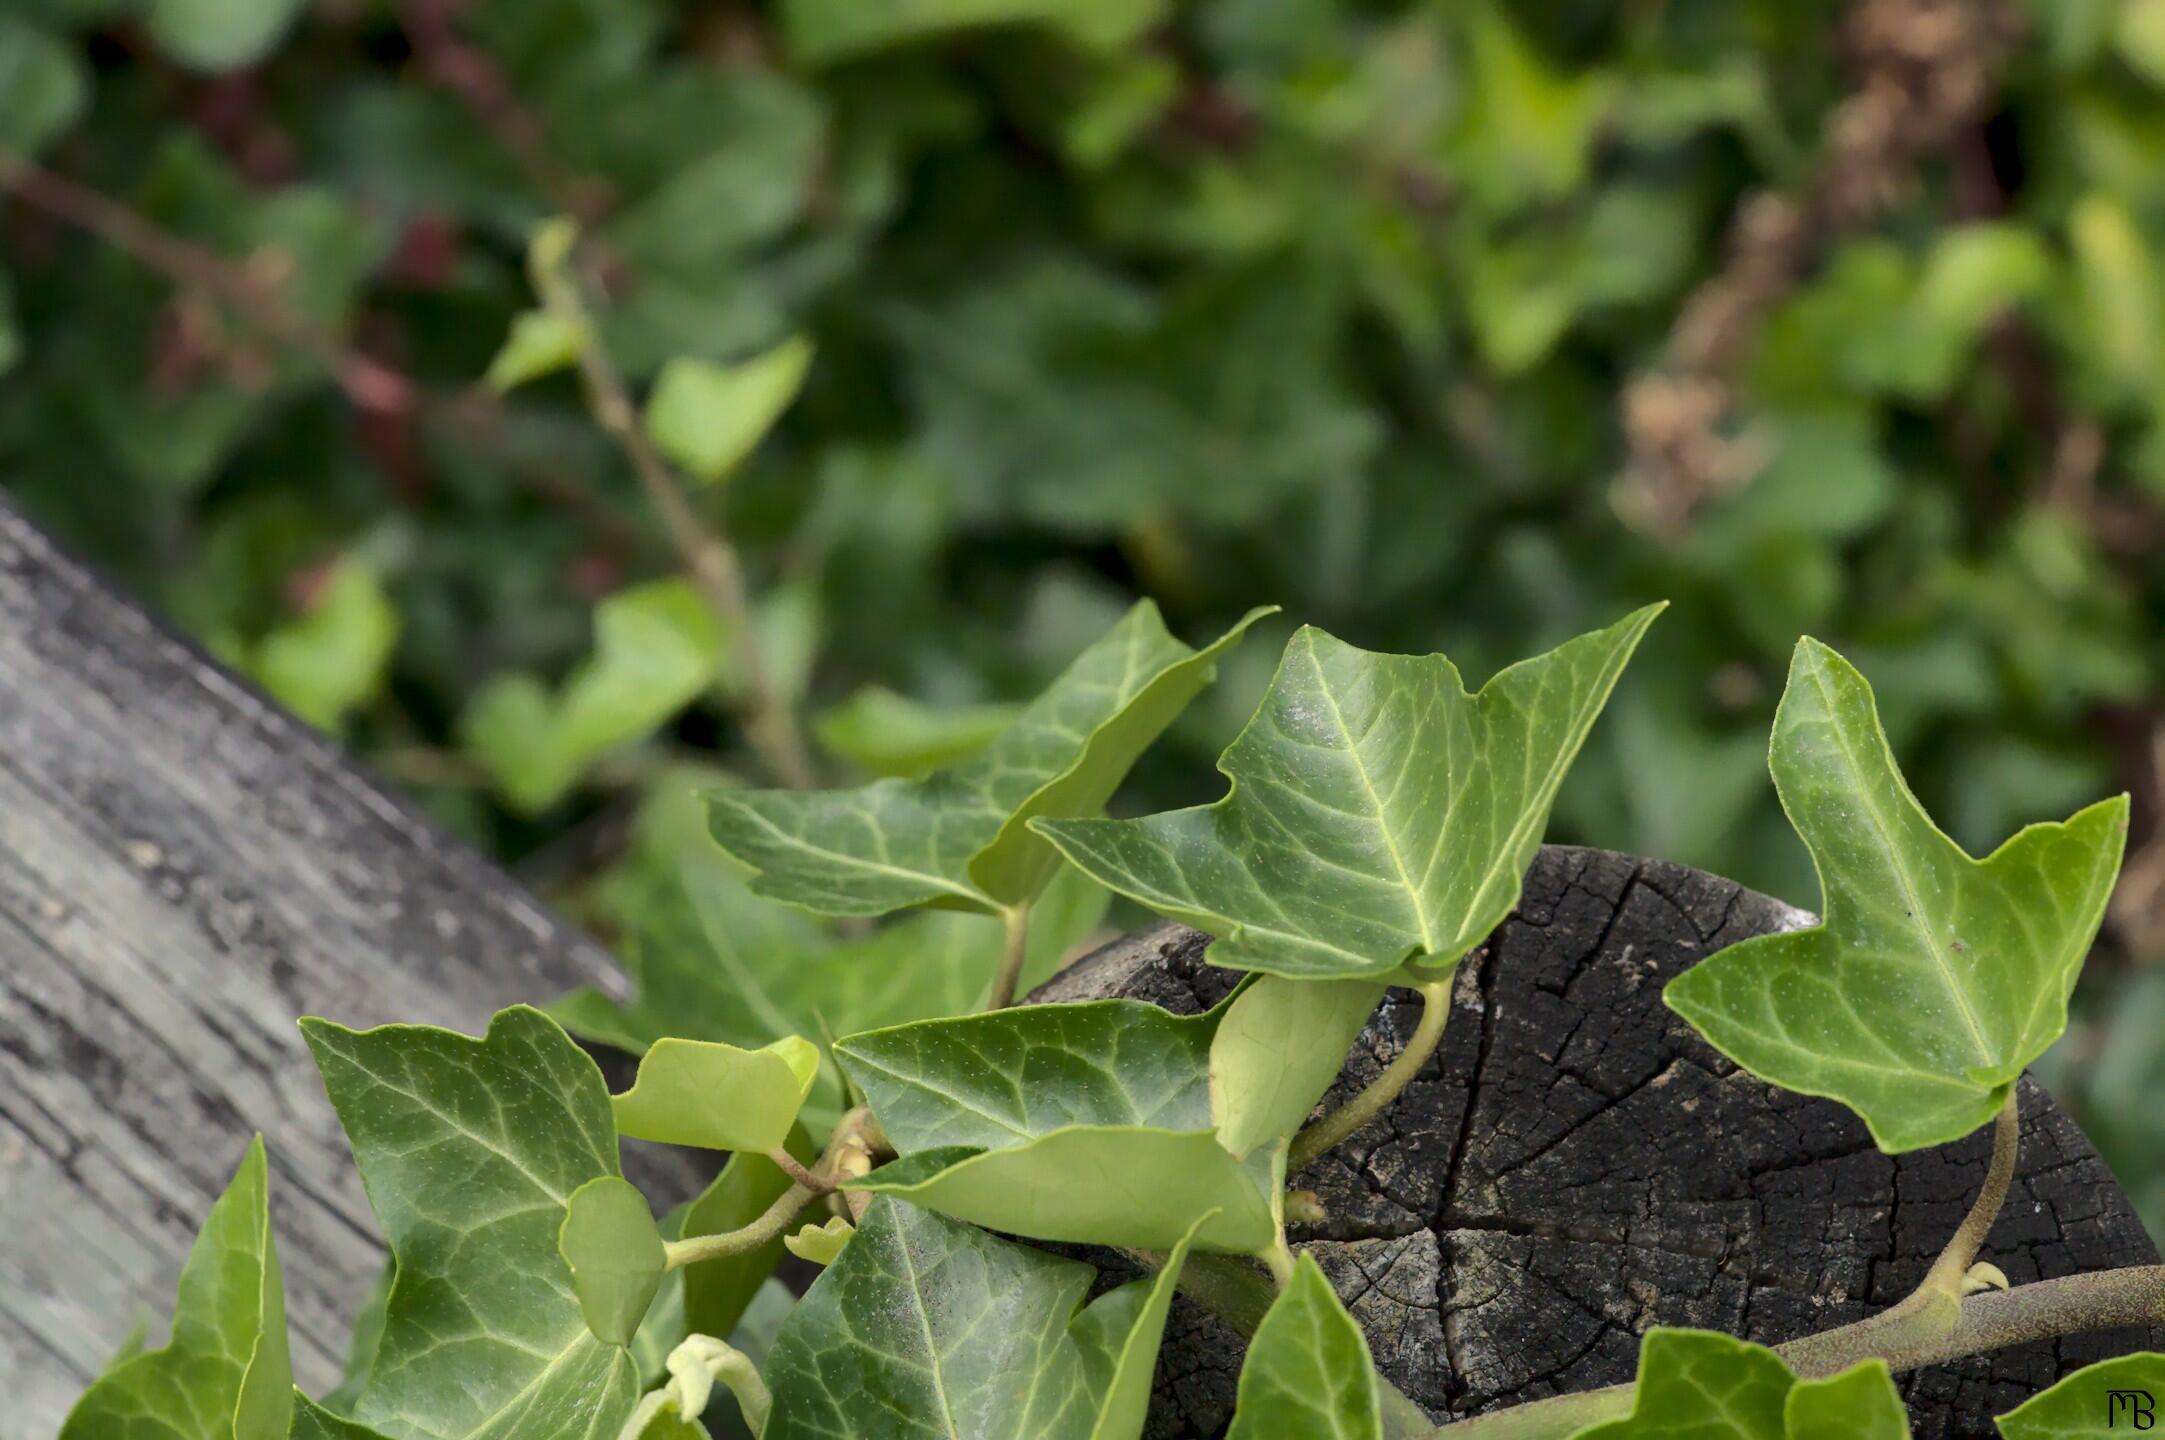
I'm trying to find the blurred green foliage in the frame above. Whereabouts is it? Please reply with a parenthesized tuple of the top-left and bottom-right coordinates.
(2, 0, 2162, 1228)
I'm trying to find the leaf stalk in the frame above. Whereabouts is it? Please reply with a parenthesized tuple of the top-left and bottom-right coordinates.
(985, 902, 1033, 1010)
(1290, 978, 1452, 1170)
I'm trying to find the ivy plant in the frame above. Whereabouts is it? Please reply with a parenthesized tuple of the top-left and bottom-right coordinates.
(58, 614, 2159, 1440)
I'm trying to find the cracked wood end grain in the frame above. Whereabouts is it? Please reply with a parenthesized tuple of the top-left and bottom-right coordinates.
(1034, 845, 2163, 1438)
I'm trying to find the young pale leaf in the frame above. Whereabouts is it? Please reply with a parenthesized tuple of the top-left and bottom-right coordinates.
(852, 1128, 1278, 1252)
(1570, 1329, 1910, 1439)
(463, 578, 723, 814)
(1034, 605, 1663, 980)
(813, 685, 1021, 777)
(1226, 1253, 1379, 1440)
(764, 1199, 1200, 1440)
(486, 308, 586, 392)
(550, 844, 1109, 1134)
(1996, 1352, 2165, 1437)
(59, 1136, 293, 1440)
(1211, 975, 1385, 1158)
(1787, 1361, 1910, 1440)
(560, 1177, 669, 1346)
(784, 1215, 855, 1265)
(300, 1006, 641, 1440)
(644, 336, 815, 485)
(709, 601, 1272, 916)
(1665, 639, 2129, 1153)
(610, 1034, 820, 1151)
(837, 999, 1278, 1250)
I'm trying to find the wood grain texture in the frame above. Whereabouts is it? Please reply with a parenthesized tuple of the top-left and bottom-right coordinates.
(1040, 846, 2164, 1438)
(0, 494, 637, 1436)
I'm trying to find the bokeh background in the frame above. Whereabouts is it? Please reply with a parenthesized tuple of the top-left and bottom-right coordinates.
(4, 0, 2163, 1237)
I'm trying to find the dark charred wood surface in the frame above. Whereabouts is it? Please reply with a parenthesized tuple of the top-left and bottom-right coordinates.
(0, 496, 649, 1434)
(1036, 846, 2163, 1438)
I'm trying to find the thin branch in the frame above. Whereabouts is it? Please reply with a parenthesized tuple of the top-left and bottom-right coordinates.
(663, 1181, 815, 1270)
(1434, 1264, 2165, 1438)
(0, 149, 658, 559)
(767, 1146, 831, 1194)
(533, 252, 817, 790)
(0, 148, 409, 414)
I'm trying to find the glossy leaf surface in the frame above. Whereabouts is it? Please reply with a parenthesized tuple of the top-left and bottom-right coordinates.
(837, 999, 1277, 1250)
(763, 1199, 1198, 1439)
(1571, 1329, 1911, 1439)
(1666, 639, 2129, 1152)
(1036, 606, 1662, 979)
(709, 601, 1271, 915)
(1226, 1253, 1378, 1440)
(300, 1007, 639, 1440)
(1996, 1352, 2165, 1438)
(58, 1136, 292, 1440)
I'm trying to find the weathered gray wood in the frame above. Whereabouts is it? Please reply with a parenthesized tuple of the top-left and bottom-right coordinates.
(0, 494, 638, 1434)
(1043, 848, 2163, 1439)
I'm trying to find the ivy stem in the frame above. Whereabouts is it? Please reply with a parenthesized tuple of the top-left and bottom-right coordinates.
(532, 240, 816, 791)
(767, 1147, 832, 1195)
(1432, 1264, 2165, 1438)
(663, 1182, 814, 1271)
(986, 903, 1034, 1010)
(1290, 979, 1452, 1170)
(1261, 1234, 1297, 1288)
(1915, 1088, 2022, 1303)
(665, 1108, 879, 1269)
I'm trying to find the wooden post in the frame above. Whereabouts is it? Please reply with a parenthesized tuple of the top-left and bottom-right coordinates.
(0, 495, 640, 1431)
(1042, 847, 2165, 1438)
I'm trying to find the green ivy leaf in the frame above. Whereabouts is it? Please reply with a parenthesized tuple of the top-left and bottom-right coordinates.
(147, 0, 308, 71)
(247, 559, 399, 732)
(0, 17, 87, 155)
(1569, 1330, 1909, 1439)
(837, 999, 1278, 1251)
(1226, 1253, 1379, 1440)
(710, 600, 1272, 916)
(764, 1199, 1201, 1439)
(560, 1177, 669, 1346)
(1665, 639, 2129, 1152)
(550, 808, 1110, 1133)
(462, 578, 723, 814)
(291, 1393, 396, 1440)
(1996, 1352, 2165, 1437)
(610, 1034, 820, 1151)
(813, 685, 1021, 778)
(1036, 605, 1662, 981)
(782, 0, 1165, 66)
(1787, 1362, 1911, 1440)
(299, 1006, 641, 1440)
(485, 309, 586, 393)
(1211, 976, 1385, 1158)
(645, 336, 814, 485)
(59, 1136, 293, 1440)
